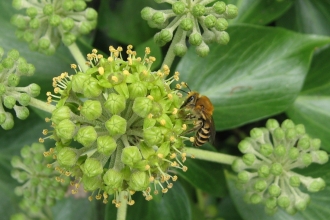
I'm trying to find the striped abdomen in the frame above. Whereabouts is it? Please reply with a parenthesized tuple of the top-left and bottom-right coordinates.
(194, 118, 212, 147)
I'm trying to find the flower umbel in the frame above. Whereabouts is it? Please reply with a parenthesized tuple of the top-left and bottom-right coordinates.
(11, 0, 98, 55)
(141, 0, 238, 57)
(232, 119, 329, 215)
(42, 46, 188, 206)
(11, 143, 69, 219)
(0, 47, 39, 130)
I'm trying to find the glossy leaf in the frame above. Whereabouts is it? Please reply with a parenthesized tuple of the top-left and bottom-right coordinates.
(176, 146, 227, 197)
(177, 24, 330, 130)
(226, 0, 292, 25)
(105, 181, 191, 220)
(286, 47, 330, 151)
(98, 0, 162, 45)
(277, 0, 330, 35)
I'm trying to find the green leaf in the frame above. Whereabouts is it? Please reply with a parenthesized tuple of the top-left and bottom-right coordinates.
(105, 181, 191, 220)
(176, 24, 330, 130)
(227, 0, 292, 25)
(176, 146, 227, 197)
(53, 197, 97, 220)
(277, 0, 330, 35)
(286, 47, 330, 151)
(98, 0, 162, 45)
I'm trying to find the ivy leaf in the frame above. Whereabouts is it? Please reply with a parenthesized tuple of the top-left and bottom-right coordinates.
(286, 47, 330, 151)
(105, 181, 191, 220)
(277, 0, 330, 35)
(227, 0, 292, 25)
(177, 24, 330, 130)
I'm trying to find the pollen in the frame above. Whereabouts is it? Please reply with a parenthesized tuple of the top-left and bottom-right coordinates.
(145, 47, 151, 54)
(172, 108, 178, 115)
(182, 166, 188, 172)
(172, 175, 178, 181)
(157, 153, 164, 159)
(148, 113, 153, 119)
(189, 137, 195, 142)
(92, 49, 98, 54)
(147, 95, 154, 100)
(39, 138, 44, 143)
(42, 129, 48, 135)
(182, 124, 187, 130)
(108, 57, 114, 62)
(149, 56, 156, 62)
(170, 136, 176, 142)
(170, 153, 176, 159)
(123, 70, 130, 75)
(111, 76, 118, 83)
(162, 188, 168, 193)
(167, 94, 173, 99)
(145, 164, 150, 170)
(117, 46, 123, 52)
(175, 84, 181, 89)
(71, 64, 77, 69)
(160, 119, 166, 126)
(98, 67, 104, 75)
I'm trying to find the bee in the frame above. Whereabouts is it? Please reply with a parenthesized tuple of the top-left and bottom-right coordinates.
(179, 85, 215, 147)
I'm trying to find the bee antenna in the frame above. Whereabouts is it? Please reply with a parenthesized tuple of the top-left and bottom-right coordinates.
(175, 88, 189, 94)
(184, 83, 191, 92)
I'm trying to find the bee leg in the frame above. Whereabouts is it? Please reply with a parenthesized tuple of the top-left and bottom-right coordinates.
(182, 120, 203, 135)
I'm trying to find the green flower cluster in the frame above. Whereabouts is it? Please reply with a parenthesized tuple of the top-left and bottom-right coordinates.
(232, 119, 329, 215)
(42, 46, 188, 207)
(0, 47, 39, 130)
(11, 0, 98, 55)
(11, 143, 69, 219)
(141, 0, 238, 57)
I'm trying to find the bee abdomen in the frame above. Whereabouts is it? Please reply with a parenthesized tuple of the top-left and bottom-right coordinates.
(194, 121, 211, 147)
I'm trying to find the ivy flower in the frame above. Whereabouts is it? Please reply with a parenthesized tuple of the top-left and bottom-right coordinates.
(11, 0, 98, 55)
(42, 46, 189, 207)
(232, 119, 329, 215)
(0, 47, 39, 130)
(141, 0, 238, 57)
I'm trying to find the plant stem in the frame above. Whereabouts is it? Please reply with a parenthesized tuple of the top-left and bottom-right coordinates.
(162, 28, 184, 69)
(67, 43, 88, 72)
(116, 191, 128, 220)
(29, 97, 55, 113)
(185, 148, 238, 165)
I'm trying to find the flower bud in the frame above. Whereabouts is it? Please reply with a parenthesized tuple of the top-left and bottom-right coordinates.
(192, 4, 205, 17)
(103, 169, 123, 191)
(224, 4, 238, 19)
(270, 162, 283, 176)
(295, 194, 310, 211)
(62, 0, 74, 11)
(80, 100, 102, 120)
(300, 153, 312, 166)
(141, 7, 156, 21)
(129, 81, 148, 99)
(277, 195, 290, 208)
(215, 31, 230, 45)
(174, 43, 187, 57)
(51, 106, 71, 124)
(237, 171, 252, 183)
(157, 141, 170, 157)
(257, 165, 270, 178)
(4, 96, 16, 109)
(189, 32, 203, 46)
(289, 175, 300, 187)
(0, 112, 6, 125)
(268, 184, 281, 197)
(105, 115, 127, 136)
(273, 144, 286, 157)
(204, 15, 216, 28)
(310, 138, 321, 150)
(196, 42, 209, 57)
(1, 112, 14, 130)
(62, 33, 76, 46)
(129, 171, 149, 191)
(159, 29, 173, 43)
(61, 17, 75, 31)
(85, 8, 97, 21)
(83, 77, 103, 98)
(57, 147, 78, 167)
(26, 7, 38, 18)
(74, 0, 87, 11)
(180, 18, 193, 31)
(14, 105, 29, 120)
(213, 1, 226, 14)
(265, 197, 277, 210)
(132, 97, 153, 117)
(76, 126, 97, 147)
(260, 143, 273, 156)
(215, 18, 228, 31)
(121, 146, 143, 167)
(55, 119, 76, 140)
(152, 11, 166, 24)
(97, 136, 117, 156)
(172, 2, 186, 15)
(49, 14, 61, 27)
(254, 180, 267, 192)
(18, 93, 31, 106)
(0, 83, 6, 96)
(266, 118, 279, 131)
(232, 158, 246, 172)
(238, 139, 254, 153)
(250, 193, 262, 204)
(7, 74, 20, 87)
(305, 177, 325, 192)
(82, 175, 102, 191)
(82, 158, 103, 177)
(288, 147, 299, 160)
(43, 4, 54, 15)
(78, 21, 92, 34)
(242, 153, 256, 166)
(143, 127, 163, 146)
(311, 150, 329, 164)
(297, 136, 310, 150)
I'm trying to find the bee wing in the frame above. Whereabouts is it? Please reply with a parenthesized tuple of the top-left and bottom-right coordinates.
(209, 116, 216, 146)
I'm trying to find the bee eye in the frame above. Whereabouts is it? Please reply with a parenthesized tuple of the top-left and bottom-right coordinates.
(188, 96, 194, 102)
